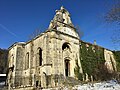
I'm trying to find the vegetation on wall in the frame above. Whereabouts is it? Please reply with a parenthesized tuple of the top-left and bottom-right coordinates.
(0, 48, 8, 74)
(80, 42, 106, 81)
(74, 58, 82, 81)
(113, 51, 120, 72)
(74, 41, 116, 81)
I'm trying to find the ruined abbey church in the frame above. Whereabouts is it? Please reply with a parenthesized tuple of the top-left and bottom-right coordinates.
(7, 6, 117, 89)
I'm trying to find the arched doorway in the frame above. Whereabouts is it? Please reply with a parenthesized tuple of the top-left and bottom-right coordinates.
(65, 59, 70, 77)
(62, 42, 71, 77)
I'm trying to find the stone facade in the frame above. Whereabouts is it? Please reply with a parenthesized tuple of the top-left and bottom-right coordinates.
(104, 49, 117, 72)
(7, 6, 117, 89)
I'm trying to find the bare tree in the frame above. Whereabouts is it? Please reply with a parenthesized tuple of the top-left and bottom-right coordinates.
(105, 0, 120, 49)
(28, 29, 41, 40)
(105, 0, 120, 24)
(75, 25, 84, 39)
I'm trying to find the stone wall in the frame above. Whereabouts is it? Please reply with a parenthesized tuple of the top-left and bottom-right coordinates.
(104, 49, 117, 72)
(7, 6, 118, 90)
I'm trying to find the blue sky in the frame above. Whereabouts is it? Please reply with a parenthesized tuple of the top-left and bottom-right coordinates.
(0, 0, 119, 50)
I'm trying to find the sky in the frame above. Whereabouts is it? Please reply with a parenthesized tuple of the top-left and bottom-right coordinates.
(0, 0, 119, 50)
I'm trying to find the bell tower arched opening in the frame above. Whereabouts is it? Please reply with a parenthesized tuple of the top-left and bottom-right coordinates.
(62, 42, 70, 51)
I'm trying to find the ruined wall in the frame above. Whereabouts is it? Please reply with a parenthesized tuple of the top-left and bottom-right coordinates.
(8, 43, 25, 87)
(8, 44, 17, 87)
(7, 6, 118, 89)
(104, 49, 117, 72)
(20, 27, 81, 87)
(47, 28, 81, 77)
(7, 30, 118, 88)
(14, 44, 25, 86)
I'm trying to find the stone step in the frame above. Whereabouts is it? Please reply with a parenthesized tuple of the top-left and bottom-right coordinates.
(63, 77, 81, 86)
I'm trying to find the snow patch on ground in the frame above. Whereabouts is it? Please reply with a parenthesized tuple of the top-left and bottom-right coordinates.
(43, 80, 120, 90)
(75, 80, 120, 90)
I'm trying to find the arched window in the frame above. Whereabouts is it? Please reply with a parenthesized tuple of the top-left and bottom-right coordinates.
(65, 59, 70, 76)
(26, 52, 29, 69)
(39, 48, 42, 66)
(62, 42, 70, 51)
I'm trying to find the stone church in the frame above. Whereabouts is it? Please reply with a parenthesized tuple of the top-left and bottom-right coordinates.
(7, 6, 117, 89)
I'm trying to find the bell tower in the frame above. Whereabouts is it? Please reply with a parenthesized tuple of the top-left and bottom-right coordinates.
(46, 6, 82, 80)
(48, 6, 79, 39)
